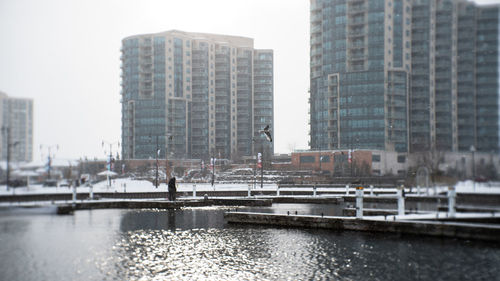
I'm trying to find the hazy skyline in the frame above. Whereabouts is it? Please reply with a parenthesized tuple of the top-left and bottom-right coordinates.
(0, 0, 498, 161)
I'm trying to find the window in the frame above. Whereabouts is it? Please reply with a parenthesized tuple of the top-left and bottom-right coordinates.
(320, 155, 330, 162)
(300, 156, 315, 163)
(372, 155, 381, 162)
(397, 155, 406, 163)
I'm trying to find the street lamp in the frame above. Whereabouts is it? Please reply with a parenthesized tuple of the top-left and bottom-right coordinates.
(165, 134, 173, 181)
(470, 145, 476, 192)
(2, 126, 20, 191)
(149, 135, 160, 188)
(211, 155, 215, 187)
(102, 140, 120, 187)
(40, 144, 59, 180)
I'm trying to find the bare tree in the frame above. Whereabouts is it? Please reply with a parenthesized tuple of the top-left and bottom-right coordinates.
(414, 149, 445, 185)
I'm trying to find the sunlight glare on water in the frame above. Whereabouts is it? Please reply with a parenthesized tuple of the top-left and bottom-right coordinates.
(111, 227, 329, 280)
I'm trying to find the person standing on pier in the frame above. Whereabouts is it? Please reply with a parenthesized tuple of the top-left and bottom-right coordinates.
(168, 177, 176, 201)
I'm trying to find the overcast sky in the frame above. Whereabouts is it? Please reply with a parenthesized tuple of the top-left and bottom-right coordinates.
(0, 0, 498, 161)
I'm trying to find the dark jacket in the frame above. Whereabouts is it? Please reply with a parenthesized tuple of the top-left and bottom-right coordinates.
(168, 177, 176, 191)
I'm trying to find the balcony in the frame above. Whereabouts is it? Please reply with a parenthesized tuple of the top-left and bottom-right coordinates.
(310, 48, 322, 57)
(311, 13, 322, 23)
(348, 4, 366, 15)
(310, 1, 321, 12)
(348, 16, 365, 26)
(311, 25, 322, 34)
(311, 36, 322, 45)
(215, 57, 228, 64)
(348, 30, 366, 37)
(347, 42, 365, 49)
(349, 55, 365, 61)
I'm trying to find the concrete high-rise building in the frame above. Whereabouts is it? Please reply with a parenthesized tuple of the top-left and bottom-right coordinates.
(121, 30, 273, 160)
(0, 92, 34, 162)
(310, 0, 500, 153)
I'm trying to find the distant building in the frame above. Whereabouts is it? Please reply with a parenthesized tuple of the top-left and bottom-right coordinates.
(309, 0, 500, 153)
(290, 149, 407, 177)
(0, 91, 33, 162)
(121, 30, 274, 161)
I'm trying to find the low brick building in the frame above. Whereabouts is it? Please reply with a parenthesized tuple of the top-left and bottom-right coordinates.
(290, 150, 409, 176)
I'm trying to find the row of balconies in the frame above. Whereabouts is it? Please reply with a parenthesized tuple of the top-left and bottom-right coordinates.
(348, 15, 365, 26)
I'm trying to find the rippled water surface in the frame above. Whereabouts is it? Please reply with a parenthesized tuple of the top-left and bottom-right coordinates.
(0, 206, 499, 280)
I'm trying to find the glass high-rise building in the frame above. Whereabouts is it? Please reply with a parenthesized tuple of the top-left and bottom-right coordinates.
(310, 0, 411, 153)
(411, 0, 500, 153)
(0, 91, 33, 162)
(310, 0, 500, 153)
(121, 30, 273, 160)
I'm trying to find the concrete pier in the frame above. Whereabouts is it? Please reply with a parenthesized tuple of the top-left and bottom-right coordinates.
(224, 212, 500, 242)
(56, 198, 272, 215)
(343, 208, 398, 217)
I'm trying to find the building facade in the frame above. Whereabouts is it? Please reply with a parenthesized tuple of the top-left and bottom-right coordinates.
(310, 0, 411, 154)
(121, 30, 273, 161)
(410, 0, 500, 153)
(0, 92, 34, 162)
(310, 0, 500, 154)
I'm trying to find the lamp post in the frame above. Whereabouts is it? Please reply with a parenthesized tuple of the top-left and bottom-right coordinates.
(149, 135, 160, 188)
(210, 153, 215, 187)
(252, 138, 264, 189)
(165, 134, 172, 181)
(259, 149, 263, 189)
(318, 140, 322, 173)
(102, 140, 119, 187)
(2, 127, 20, 191)
(470, 145, 476, 192)
(155, 136, 159, 188)
(40, 144, 59, 180)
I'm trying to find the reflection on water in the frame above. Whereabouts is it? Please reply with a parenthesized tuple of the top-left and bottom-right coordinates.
(0, 207, 499, 280)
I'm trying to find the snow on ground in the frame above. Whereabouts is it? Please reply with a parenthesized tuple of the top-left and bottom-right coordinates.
(0, 178, 279, 196)
(368, 211, 500, 222)
(454, 180, 500, 193)
(0, 178, 499, 196)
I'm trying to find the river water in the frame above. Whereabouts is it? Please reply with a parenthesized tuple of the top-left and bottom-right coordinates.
(0, 205, 499, 280)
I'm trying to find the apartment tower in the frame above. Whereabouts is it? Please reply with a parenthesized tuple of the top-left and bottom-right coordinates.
(310, 0, 500, 153)
(0, 92, 34, 162)
(121, 30, 274, 160)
